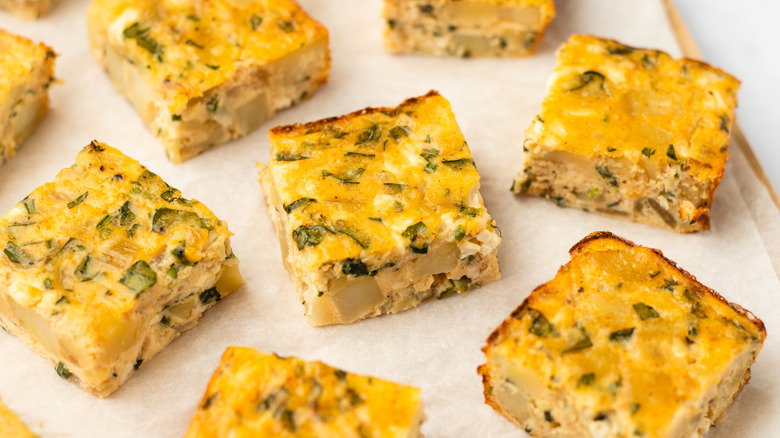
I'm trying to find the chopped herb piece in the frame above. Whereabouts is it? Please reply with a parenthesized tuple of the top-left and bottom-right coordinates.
(167, 266, 178, 279)
(334, 369, 347, 381)
(562, 326, 592, 354)
(344, 152, 376, 159)
(4, 241, 32, 265)
(278, 19, 295, 33)
(389, 125, 411, 139)
(342, 258, 369, 277)
(457, 204, 481, 217)
(97, 215, 112, 230)
(67, 192, 88, 208)
(186, 14, 200, 21)
(152, 208, 208, 233)
(127, 224, 141, 238)
(570, 70, 605, 92)
(199, 287, 221, 305)
(528, 309, 553, 337)
(292, 225, 329, 250)
(594, 412, 608, 421)
(332, 222, 370, 249)
(160, 189, 177, 202)
(660, 279, 678, 292)
(383, 183, 407, 194)
(123, 22, 163, 61)
(402, 221, 429, 254)
(544, 411, 554, 422)
(650, 271, 661, 278)
(630, 403, 641, 414)
(185, 39, 203, 49)
(250, 14, 263, 31)
(275, 152, 310, 161)
(22, 197, 36, 214)
(368, 217, 383, 222)
(120, 261, 157, 296)
(387, 19, 396, 29)
(607, 201, 620, 208)
(607, 147, 617, 152)
(283, 197, 317, 214)
(56, 362, 71, 379)
(641, 147, 655, 157)
(75, 256, 96, 282)
(171, 245, 195, 266)
(202, 392, 219, 409)
(666, 144, 678, 160)
(609, 327, 635, 342)
(206, 95, 219, 114)
(43, 278, 52, 289)
(419, 4, 434, 13)
(719, 114, 730, 133)
(204, 64, 219, 70)
(322, 168, 365, 184)
(454, 225, 466, 241)
(425, 135, 431, 143)
(595, 166, 619, 187)
(607, 45, 635, 55)
(633, 302, 659, 320)
(119, 201, 136, 226)
(420, 148, 440, 161)
(442, 158, 475, 168)
(577, 373, 595, 387)
(424, 162, 438, 173)
(355, 124, 381, 145)
(588, 187, 600, 198)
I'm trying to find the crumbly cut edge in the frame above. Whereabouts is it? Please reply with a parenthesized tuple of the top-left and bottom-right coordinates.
(0, 0, 55, 19)
(87, 17, 330, 164)
(256, 163, 500, 326)
(477, 231, 766, 436)
(382, 0, 554, 58)
(512, 138, 724, 233)
(0, 253, 242, 397)
(0, 36, 55, 165)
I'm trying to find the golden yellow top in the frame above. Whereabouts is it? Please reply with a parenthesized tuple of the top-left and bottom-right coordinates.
(184, 346, 423, 437)
(86, 0, 328, 114)
(265, 91, 496, 272)
(0, 396, 38, 438)
(528, 34, 740, 182)
(484, 232, 765, 437)
(0, 29, 54, 98)
(0, 142, 230, 354)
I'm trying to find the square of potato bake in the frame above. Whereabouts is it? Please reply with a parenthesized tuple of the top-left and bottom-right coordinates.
(0, 29, 55, 167)
(87, 0, 330, 163)
(0, 141, 242, 397)
(258, 91, 501, 326)
(184, 346, 425, 437)
(383, 0, 555, 57)
(513, 35, 740, 232)
(479, 231, 765, 437)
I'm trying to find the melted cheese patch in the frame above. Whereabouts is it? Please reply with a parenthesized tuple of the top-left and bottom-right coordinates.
(531, 34, 739, 182)
(184, 346, 423, 437)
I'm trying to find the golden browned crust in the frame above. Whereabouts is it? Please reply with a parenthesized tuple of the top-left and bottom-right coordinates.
(269, 90, 441, 137)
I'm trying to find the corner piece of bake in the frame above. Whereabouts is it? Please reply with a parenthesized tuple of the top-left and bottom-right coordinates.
(0, 29, 55, 167)
(0, 141, 242, 397)
(512, 34, 740, 232)
(183, 346, 425, 437)
(257, 90, 501, 326)
(0, 396, 38, 438)
(479, 231, 765, 438)
(383, 0, 555, 58)
(0, 0, 56, 19)
(86, 0, 330, 164)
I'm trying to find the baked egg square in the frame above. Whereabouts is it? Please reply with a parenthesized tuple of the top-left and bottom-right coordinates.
(479, 231, 765, 437)
(383, 0, 555, 58)
(512, 35, 740, 232)
(184, 346, 425, 437)
(0, 141, 242, 397)
(258, 91, 501, 326)
(0, 29, 55, 167)
(87, 0, 330, 163)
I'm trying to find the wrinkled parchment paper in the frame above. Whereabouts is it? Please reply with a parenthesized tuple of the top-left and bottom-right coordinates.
(1, 0, 778, 436)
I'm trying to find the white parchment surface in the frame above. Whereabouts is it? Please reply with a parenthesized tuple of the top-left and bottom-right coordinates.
(1, 0, 778, 436)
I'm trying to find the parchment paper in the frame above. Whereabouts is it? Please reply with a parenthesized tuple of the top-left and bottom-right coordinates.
(1, 0, 778, 436)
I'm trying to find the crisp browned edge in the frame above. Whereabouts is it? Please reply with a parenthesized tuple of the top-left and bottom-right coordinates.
(478, 230, 767, 419)
(662, 0, 780, 211)
(268, 90, 441, 137)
